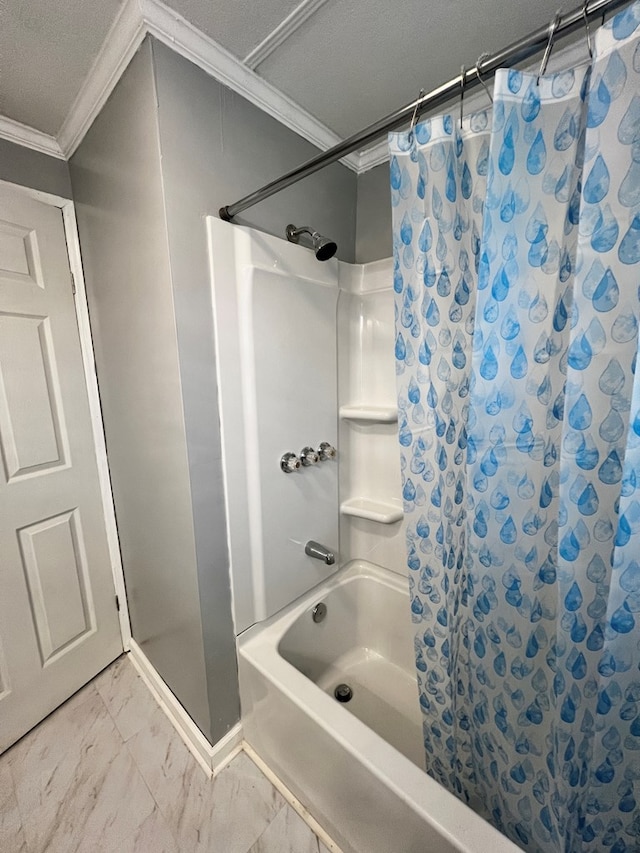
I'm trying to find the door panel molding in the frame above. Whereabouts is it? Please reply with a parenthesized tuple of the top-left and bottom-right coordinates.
(0, 179, 131, 648)
(0, 313, 71, 481)
(18, 508, 97, 665)
(0, 216, 44, 288)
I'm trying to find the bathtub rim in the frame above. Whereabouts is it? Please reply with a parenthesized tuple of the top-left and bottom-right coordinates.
(239, 559, 520, 853)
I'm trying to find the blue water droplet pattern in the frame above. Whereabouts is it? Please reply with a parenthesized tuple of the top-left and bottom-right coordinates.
(388, 13, 640, 850)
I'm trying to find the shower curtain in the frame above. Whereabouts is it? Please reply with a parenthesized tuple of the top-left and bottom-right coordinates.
(390, 5, 640, 852)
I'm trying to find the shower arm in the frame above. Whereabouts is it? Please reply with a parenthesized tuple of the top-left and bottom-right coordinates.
(219, 0, 629, 223)
(286, 225, 315, 242)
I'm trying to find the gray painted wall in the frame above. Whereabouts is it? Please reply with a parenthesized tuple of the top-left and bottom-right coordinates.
(0, 138, 72, 198)
(355, 162, 392, 264)
(70, 33, 359, 745)
(70, 41, 214, 740)
(152, 40, 357, 261)
(151, 38, 357, 736)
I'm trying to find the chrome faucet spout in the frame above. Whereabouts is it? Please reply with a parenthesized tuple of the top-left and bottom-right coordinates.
(305, 540, 335, 565)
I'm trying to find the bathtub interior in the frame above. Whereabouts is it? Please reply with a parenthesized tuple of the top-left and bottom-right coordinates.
(277, 573, 425, 768)
(240, 561, 521, 853)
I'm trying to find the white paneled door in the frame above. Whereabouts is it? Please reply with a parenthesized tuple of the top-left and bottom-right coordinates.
(0, 185, 122, 752)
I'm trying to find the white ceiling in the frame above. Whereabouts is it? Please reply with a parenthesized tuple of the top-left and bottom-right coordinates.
(0, 0, 591, 150)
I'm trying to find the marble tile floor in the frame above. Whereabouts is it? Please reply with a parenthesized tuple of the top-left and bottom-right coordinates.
(0, 654, 332, 853)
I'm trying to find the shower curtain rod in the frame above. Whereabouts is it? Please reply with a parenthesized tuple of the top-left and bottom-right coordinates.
(219, 0, 630, 222)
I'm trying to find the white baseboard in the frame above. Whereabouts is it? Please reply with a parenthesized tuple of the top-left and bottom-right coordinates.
(127, 638, 243, 776)
(243, 741, 343, 853)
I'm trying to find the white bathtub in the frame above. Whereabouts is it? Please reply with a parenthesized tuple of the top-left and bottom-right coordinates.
(238, 560, 520, 853)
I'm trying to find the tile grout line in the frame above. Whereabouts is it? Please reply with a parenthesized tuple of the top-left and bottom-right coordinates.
(109, 658, 272, 852)
(236, 801, 287, 853)
(5, 682, 158, 853)
(4, 684, 103, 853)
(93, 663, 183, 852)
(120, 733, 182, 852)
(96, 656, 241, 851)
(73, 683, 160, 853)
(245, 802, 299, 853)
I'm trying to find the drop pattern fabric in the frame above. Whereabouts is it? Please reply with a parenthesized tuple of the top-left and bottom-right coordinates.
(389, 6, 640, 852)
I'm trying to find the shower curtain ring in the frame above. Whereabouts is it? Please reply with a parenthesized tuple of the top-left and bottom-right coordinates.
(410, 89, 425, 134)
(476, 53, 493, 103)
(460, 65, 466, 128)
(537, 11, 562, 84)
(582, 0, 594, 58)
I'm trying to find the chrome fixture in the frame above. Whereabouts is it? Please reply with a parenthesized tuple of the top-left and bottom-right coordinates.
(283, 445, 335, 471)
(318, 441, 337, 461)
(300, 446, 320, 466)
(285, 224, 337, 261)
(280, 452, 301, 473)
(305, 541, 335, 565)
(312, 602, 327, 623)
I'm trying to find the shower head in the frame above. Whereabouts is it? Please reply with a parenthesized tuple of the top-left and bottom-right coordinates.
(285, 224, 337, 261)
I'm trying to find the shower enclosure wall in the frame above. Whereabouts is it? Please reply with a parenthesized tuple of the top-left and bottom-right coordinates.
(208, 221, 408, 627)
(338, 258, 406, 571)
(208, 222, 340, 631)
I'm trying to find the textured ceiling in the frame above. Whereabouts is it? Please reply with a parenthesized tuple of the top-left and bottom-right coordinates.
(0, 0, 123, 134)
(256, 0, 570, 137)
(167, 0, 302, 59)
(0, 0, 598, 144)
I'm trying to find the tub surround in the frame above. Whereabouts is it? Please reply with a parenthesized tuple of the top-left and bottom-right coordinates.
(209, 218, 408, 635)
(208, 218, 340, 633)
(337, 257, 407, 575)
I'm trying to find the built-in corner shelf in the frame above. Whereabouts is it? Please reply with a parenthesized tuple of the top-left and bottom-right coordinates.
(339, 404, 398, 423)
(340, 498, 403, 524)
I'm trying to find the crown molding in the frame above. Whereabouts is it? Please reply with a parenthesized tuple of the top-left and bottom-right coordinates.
(0, 115, 64, 159)
(57, 0, 147, 157)
(243, 0, 329, 70)
(356, 140, 389, 173)
(140, 0, 359, 171)
(52, 0, 360, 170)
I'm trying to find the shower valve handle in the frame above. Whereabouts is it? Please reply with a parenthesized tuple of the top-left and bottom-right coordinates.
(280, 452, 301, 473)
(300, 446, 319, 466)
(318, 442, 336, 461)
